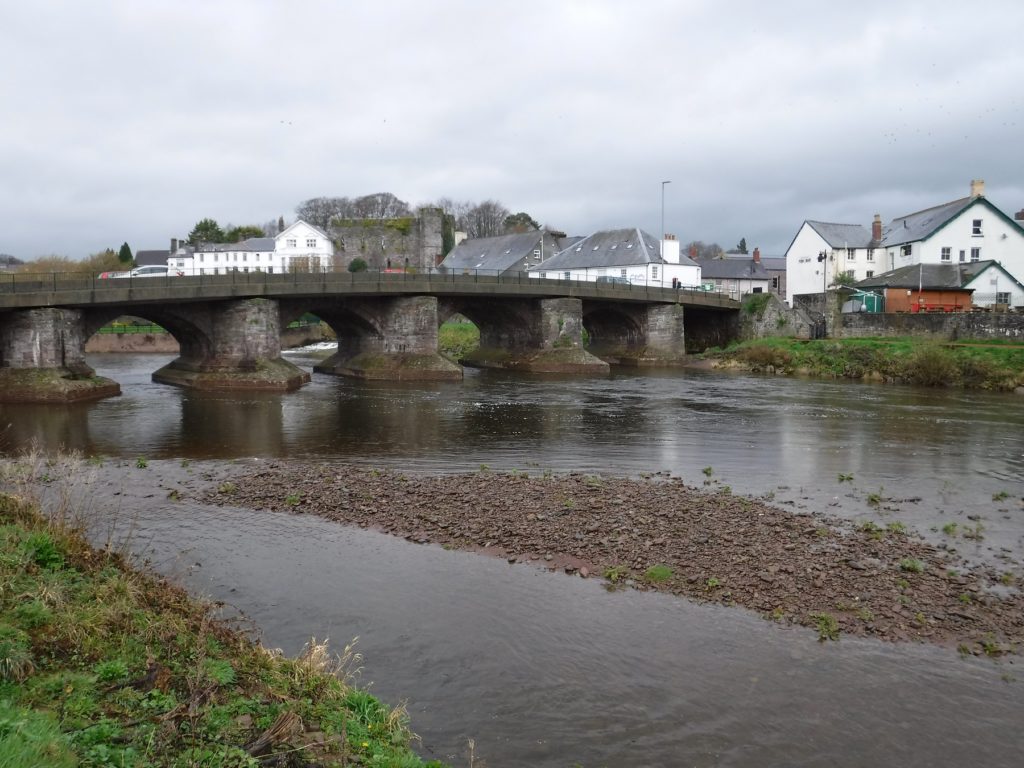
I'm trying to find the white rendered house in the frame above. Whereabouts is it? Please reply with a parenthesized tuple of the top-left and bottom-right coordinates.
(785, 180, 1024, 305)
(529, 229, 700, 288)
(167, 220, 334, 275)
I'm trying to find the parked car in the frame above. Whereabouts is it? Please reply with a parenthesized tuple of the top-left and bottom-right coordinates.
(595, 275, 630, 285)
(109, 265, 170, 279)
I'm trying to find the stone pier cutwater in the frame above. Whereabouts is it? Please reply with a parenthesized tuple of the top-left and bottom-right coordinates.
(0, 308, 120, 403)
(151, 298, 310, 391)
(312, 295, 463, 380)
(460, 297, 610, 373)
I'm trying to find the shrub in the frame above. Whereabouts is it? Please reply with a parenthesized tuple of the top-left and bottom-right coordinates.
(902, 346, 957, 386)
(347, 257, 368, 273)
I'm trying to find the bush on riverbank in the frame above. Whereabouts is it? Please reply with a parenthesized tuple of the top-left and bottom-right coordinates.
(710, 337, 1024, 390)
(0, 491, 447, 768)
(439, 321, 480, 360)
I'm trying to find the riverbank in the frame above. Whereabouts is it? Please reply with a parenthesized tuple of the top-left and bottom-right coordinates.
(704, 337, 1024, 391)
(204, 462, 1023, 657)
(0, 489, 447, 767)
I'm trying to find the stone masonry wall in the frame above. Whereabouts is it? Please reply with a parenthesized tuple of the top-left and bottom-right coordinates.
(329, 208, 444, 272)
(837, 311, 1024, 341)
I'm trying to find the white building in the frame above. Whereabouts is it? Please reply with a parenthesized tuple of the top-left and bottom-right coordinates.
(529, 229, 700, 288)
(785, 180, 1024, 305)
(168, 220, 334, 276)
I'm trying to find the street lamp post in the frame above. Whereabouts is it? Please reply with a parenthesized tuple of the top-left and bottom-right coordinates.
(817, 250, 828, 337)
(661, 180, 671, 241)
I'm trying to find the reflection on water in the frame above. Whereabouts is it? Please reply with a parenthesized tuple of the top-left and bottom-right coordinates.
(96, 469, 1024, 768)
(2, 352, 1023, 560)
(5, 354, 1024, 766)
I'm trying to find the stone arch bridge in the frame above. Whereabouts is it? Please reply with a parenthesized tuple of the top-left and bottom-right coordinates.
(0, 271, 740, 402)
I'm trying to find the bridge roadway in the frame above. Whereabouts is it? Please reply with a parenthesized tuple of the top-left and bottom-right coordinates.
(0, 270, 742, 402)
(0, 269, 739, 311)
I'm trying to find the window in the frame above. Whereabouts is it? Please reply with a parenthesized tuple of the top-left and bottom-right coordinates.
(533, 249, 540, 256)
(213, 254, 219, 263)
(997, 292, 1010, 305)
(540, 272, 547, 278)
(866, 249, 874, 262)
(900, 244, 912, 257)
(243, 254, 248, 262)
(959, 249, 966, 263)
(866, 270, 874, 278)
(972, 219, 983, 236)
(847, 249, 855, 261)
(563, 271, 571, 280)
(620, 269, 627, 278)
(971, 247, 981, 262)
(199, 254, 205, 263)
(652, 266, 659, 280)
(771, 276, 779, 289)
(941, 247, 951, 262)
(286, 238, 297, 248)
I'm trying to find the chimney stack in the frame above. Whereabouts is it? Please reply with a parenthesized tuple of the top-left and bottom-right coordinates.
(970, 179, 985, 198)
(872, 214, 882, 242)
(1015, 209, 1024, 222)
(661, 233, 680, 264)
(752, 247, 761, 263)
(171, 237, 178, 254)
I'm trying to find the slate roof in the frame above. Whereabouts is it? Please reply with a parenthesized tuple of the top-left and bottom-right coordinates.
(195, 237, 276, 253)
(880, 197, 974, 247)
(135, 249, 170, 266)
(854, 263, 978, 290)
(440, 231, 551, 272)
(805, 221, 874, 248)
(696, 258, 771, 280)
(540, 228, 697, 270)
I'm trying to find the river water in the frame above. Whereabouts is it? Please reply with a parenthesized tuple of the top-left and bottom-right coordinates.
(3, 351, 1024, 766)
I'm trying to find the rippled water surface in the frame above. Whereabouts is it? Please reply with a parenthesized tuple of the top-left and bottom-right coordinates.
(3, 352, 1024, 766)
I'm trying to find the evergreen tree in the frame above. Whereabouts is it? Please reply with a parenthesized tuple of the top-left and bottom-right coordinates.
(117, 242, 133, 264)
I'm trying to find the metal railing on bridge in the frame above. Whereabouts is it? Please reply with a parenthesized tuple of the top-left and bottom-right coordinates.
(0, 266, 740, 306)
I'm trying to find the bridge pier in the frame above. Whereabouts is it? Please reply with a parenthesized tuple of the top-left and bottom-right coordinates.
(313, 296, 462, 380)
(152, 298, 310, 391)
(461, 297, 609, 374)
(0, 308, 120, 402)
(586, 303, 687, 366)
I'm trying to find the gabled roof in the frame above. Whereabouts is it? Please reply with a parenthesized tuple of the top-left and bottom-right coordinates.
(879, 197, 974, 247)
(196, 237, 276, 253)
(540, 228, 697, 270)
(696, 258, 772, 280)
(135, 249, 170, 266)
(277, 219, 331, 241)
(958, 260, 1024, 291)
(440, 231, 550, 272)
(805, 221, 874, 248)
(854, 263, 982, 291)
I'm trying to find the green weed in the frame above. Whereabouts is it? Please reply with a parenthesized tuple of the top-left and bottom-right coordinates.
(899, 558, 925, 573)
(135, 457, 147, 469)
(809, 612, 840, 642)
(644, 565, 673, 583)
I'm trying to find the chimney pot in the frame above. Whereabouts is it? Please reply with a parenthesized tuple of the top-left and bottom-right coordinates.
(970, 179, 985, 198)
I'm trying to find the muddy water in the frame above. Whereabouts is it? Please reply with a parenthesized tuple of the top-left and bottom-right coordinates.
(4, 352, 1024, 766)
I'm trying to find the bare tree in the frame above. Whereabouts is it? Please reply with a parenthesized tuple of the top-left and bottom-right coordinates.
(295, 197, 353, 229)
(683, 240, 725, 260)
(465, 200, 510, 238)
(351, 192, 411, 219)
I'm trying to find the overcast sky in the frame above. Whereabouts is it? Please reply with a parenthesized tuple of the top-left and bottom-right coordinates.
(3, 0, 1023, 260)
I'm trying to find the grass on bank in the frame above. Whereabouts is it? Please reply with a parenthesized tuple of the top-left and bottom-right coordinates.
(0, 490, 448, 768)
(707, 337, 1024, 390)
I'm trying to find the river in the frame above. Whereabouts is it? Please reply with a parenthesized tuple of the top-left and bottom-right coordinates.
(2, 350, 1023, 766)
